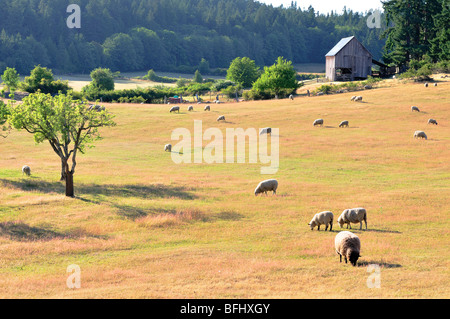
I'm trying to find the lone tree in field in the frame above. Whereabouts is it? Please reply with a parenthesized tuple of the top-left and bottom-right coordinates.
(8, 92, 116, 197)
(226, 57, 260, 88)
(1, 67, 20, 93)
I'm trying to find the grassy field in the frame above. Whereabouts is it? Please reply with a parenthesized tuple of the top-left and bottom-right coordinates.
(0, 77, 449, 298)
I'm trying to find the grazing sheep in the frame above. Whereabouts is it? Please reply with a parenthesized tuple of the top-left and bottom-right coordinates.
(204, 105, 211, 111)
(313, 119, 324, 127)
(259, 127, 272, 135)
(354, 96, 363, 102)
(364, 85, 372, 89)
(308, 211, 334, 231)
(338, 207, 367, 230)
(317, 92, 324, 96)
(215, 100, 222, 104)
(428, 119, 438, 125)
(411, 106, 420, 112)
(289, 94, 294, 100)
(254, 179, 278, 196)
(339, 120, 349, 128)
(169, 106, 180, 113)
(217, 115, 225, 122)
(414, 131, 427, 140)
(188, 106, 194, 111)
(351, 96, 357, 101)
(434, 83, 438, 87)
(335, 231, 361, 266)
(424, 83, 428, 87)
(22, 165, 31, 176)
(89, 104, 105, 112)
(164, 144, 172, 152)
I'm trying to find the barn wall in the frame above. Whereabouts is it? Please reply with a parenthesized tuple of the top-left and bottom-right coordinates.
(332, 38, 372, 80)
(326, 56, 335, 81)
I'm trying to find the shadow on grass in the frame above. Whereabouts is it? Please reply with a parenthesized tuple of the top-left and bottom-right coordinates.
(0, 221, 108, 242)
(0, 178, 196, 201)
(358, 260, 402, 268)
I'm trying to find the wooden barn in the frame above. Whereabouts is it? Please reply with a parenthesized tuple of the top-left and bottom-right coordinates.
(325, 36, 373, 81)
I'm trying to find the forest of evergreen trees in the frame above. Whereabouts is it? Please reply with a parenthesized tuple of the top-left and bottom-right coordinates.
(0, 0, 389, 74)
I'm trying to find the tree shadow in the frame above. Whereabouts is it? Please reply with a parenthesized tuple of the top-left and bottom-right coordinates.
(0, 221, 107, 242)
(365, 228, 402, 234)
(213, 211, 244, 221)
(0, 178, 196, 201)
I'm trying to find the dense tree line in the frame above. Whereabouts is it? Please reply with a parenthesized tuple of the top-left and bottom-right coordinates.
(0, 0, 387, 74)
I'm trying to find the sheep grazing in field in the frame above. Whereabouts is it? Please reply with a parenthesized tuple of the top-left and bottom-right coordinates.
(308, 211, 334, 231)
(217, 115, 225, 122)
(254, 179, 278, 196)
(169, 106, 180, 113)
(414, 131, 427, 140)
(22, 165, 31, 176)
(289, 94, 294, 100)
(313, 119, 324, 127)
(89, 104, 105, 112)
(339, 120, 349, 128)
(215, 100, 222, 104)
(338, 207, 367, 230)
(411, 106, 420, 112)
(164, 144, 172, 152)
(424, 83, 428, 87)
(204, 105, 211, 111)
(434, 83, 438, 87)
(188, 106, 194, 111)
(259, 127, 272, 135)
(351, 96, 357, 101)
(364, 85, 372, 90)
(316, 92, 324, 96)
(428, 119, 438, 125)
(335, 231, 361, 266)
(354, 96, 363, 102)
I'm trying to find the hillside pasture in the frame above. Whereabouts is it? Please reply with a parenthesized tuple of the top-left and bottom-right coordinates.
(0, 78, 448, 298)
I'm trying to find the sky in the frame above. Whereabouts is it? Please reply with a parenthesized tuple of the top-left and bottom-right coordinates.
(257, 0, 384, 14)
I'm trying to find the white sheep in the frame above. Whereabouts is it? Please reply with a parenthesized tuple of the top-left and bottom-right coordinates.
(169, 106, 180, 113)
(339, 120, 349, 128)
(338, 207, 367, 230)
(259, 127, 272, 135)
(217, 115, 225, 122)
(254, 179, 278, 196)
(313, 119, 324, 127)
(188, 106, 194, 111)
(335, 231, 361, 266)
(424, 83, 428, 87)
(428, 119, 438, 125)
(414, 131, 427, 140)
(434, 83, 437, 87)
(164, 144, 172, 152)
(351, 96, 357, 101)
(204, 105, 211, 111)
(411, 106, 420, 112)
(354, 96, 363, 102)
(308, 211, 334, 231)
(289, 94, 294, 100)
(22, 165, 31, 176)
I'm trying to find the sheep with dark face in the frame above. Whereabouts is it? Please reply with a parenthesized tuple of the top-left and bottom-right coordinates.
(164, 144, 172, 152)
(188, 106, 194, 111)
(335, 231, 361, 266)
(259, 127, 272, 135)
(411, 106, 420, 112)
(339, 120, 349, 128)
(254, 179, 278, 196)
(428, 119, 438, 125)
(217, 115, 225, 122)
(169, 106, 180, 113)
(289, 94, 294, 100)
(204, 105, 211, 111)
(22, 165, 31, 176)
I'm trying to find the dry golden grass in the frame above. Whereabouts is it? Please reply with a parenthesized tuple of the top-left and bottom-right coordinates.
(0, 76, 449, 298)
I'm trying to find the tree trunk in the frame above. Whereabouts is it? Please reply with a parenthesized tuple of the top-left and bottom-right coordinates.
(65, 171, 74, 197)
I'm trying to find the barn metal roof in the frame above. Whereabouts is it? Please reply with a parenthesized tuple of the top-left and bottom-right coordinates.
(325, 36, 355, 56)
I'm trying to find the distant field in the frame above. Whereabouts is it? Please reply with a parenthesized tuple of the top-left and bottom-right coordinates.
(293, 63, 326, 74)
(0, 75, 449, 298)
